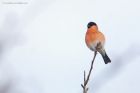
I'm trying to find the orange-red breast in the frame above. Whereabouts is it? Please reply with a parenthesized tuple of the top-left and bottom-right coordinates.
(85, 22, 111, 64)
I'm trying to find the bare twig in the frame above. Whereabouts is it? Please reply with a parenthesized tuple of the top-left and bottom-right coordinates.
(81, 51, 97, 93)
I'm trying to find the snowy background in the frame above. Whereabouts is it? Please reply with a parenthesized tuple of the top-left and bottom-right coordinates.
(0, 0, 140, 93)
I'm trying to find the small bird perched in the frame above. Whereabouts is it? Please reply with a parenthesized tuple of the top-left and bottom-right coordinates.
(85, 22, 111, 64)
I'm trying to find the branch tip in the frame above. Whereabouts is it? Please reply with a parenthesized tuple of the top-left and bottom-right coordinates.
(81, 84, 84, 88)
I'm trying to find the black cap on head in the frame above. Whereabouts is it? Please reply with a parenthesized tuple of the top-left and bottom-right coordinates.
(87, 22, 97, 28)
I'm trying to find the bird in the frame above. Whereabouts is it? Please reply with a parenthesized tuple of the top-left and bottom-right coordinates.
(85, 22, 111, 64)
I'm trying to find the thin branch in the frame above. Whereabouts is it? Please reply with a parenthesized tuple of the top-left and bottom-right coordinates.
(81, 51, 97, 93)
(84, 71, 86, 82)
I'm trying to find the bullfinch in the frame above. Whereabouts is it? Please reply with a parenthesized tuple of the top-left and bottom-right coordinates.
(85, 22, 111, 64)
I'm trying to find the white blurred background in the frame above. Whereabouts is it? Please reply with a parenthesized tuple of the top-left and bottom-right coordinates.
(0, 0, 140, 93)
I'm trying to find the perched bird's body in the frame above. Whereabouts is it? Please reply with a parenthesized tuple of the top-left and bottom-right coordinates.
(85, 22, 111, 64)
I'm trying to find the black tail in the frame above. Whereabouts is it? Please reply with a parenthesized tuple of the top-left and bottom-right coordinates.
(102, 53, 111, 64)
